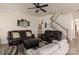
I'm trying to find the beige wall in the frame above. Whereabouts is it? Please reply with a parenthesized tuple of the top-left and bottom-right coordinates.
(0, 8, 75, 44)
(0, 8, 40, 44)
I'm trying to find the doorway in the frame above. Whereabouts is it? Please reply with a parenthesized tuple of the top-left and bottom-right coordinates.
(73, 18, 79, 49)
(74, 19, 79, 48)
(68, 18, 79, 55)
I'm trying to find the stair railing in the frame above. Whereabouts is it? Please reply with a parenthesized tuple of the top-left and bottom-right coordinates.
(50, 13, 69, 42)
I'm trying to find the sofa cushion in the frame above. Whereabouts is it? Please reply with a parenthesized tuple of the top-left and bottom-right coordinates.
(26, 32, 32, 37)
(12, 32, 20, 38)
(35, 43, 59, 55)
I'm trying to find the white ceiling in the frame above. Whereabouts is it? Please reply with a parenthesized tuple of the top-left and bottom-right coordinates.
(0, 3, 79, 17)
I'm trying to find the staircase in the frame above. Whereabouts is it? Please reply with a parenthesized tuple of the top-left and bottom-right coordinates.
(50, 13, 69, 42)
(50, 13, 71, 54)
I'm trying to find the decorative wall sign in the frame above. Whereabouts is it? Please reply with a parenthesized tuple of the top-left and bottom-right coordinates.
(27, 21, 30, 26)
(45, 23, 47, 28)
(17, 20, 20, 26)
(17, 19, 30, 27)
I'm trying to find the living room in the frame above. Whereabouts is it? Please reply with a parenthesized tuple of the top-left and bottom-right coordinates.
(0, 3, 79, 55)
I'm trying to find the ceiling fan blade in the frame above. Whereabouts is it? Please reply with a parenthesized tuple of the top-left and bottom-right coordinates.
(33, 3, 37, 7)
(27, 7, 36, 9)
(40, 4, 48, 7)
(40, 8, 46, 12)
(36, 10, 39, 13)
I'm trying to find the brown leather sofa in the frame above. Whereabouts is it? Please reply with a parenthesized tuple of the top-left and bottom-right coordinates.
(7, 30, 39, 49)
(41, 30, 62, 43)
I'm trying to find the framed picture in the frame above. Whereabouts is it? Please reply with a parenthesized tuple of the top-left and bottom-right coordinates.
(17, 19, 30, 27)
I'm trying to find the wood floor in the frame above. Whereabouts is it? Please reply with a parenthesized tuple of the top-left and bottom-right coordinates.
(0, 38, 79, 55)
(0, 44, 8, 55)
(68, 35, 79, 55)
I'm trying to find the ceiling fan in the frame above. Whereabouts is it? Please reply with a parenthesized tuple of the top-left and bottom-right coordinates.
(28, 3, 48, 13)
